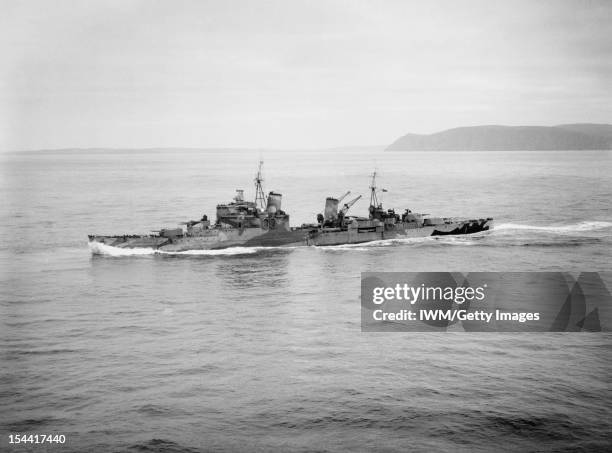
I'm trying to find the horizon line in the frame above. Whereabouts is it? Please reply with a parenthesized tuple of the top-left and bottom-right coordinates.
(4, 122, 610, 153)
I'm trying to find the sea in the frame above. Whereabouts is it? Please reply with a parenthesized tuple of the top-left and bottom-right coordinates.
(1, 149, 611, 452)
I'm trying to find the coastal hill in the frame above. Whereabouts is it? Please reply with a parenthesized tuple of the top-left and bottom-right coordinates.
(386, 124, 612, 151)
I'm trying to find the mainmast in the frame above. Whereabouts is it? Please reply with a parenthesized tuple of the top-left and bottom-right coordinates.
(254, 160, 266, 210)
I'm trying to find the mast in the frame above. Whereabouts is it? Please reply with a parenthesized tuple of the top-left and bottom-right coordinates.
(254, 160, 266, 210)
(369, 170, 380, 208)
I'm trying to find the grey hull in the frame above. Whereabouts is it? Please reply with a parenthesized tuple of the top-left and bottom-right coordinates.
(89, 218, 493, 251)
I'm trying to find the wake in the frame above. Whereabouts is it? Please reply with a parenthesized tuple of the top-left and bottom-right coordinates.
(494, 221, 612, 234)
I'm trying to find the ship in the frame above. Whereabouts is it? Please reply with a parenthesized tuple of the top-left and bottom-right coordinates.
(88, 162, 493, 252)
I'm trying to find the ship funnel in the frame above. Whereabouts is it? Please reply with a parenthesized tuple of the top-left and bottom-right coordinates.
(234, 189, 244, 202)
(266, 191, 282, 214)
(324, 197, 339, 220)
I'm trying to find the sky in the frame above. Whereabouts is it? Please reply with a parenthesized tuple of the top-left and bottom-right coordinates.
(1, 0, 611, 150)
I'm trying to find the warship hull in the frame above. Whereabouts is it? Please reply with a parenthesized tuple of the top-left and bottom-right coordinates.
(88, 165, 493, 253)
(88, 218, 493, 252)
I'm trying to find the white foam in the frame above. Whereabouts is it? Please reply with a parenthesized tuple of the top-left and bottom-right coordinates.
(89, 241, 262, 256)
(89, 241, 156, 256)
(430, 236, 478, 246)
(164, 247, 261, 256)
(317, 236, 435, 250)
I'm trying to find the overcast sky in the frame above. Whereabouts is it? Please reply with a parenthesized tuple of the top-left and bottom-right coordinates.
(2, 0, 611, 150)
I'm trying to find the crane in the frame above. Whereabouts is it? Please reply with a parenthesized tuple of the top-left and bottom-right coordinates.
(337, 191, 351, 203)
(340, 195, 362, 215)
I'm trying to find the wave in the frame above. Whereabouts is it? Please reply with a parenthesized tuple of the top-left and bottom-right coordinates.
(89, 241, 262, 257)
(165, 247, 263, 256)
(494, 221, 612, 233)
(126, 438, 200, 453)
(89, 242, 157, 256)
(316, 236, 436, 251)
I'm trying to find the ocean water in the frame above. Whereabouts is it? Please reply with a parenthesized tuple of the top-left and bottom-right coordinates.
(1, 149, 611, 452)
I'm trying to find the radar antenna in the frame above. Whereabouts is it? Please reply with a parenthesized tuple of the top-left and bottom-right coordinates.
(254, 160, 266, 210)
